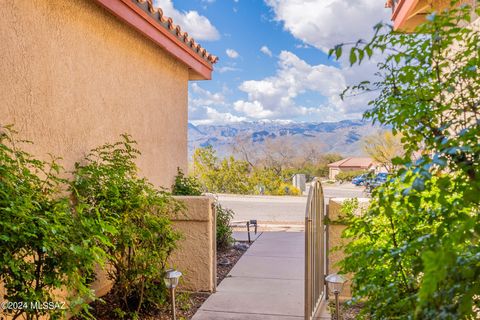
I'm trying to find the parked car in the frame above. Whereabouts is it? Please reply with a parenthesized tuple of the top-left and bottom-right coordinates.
(365, 173, 390, 193)
(352, 174, 368, 186)
(376, 173, 388, 182)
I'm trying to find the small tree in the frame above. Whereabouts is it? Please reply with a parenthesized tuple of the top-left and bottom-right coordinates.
(0, 126, 105, 320)
(192, 146, 219, 192)
(215, 203, 234, 250)
(71, 135, 181, 317)
(193, 147, 254, 194)
(363, 131, 404, 172)
(331, 1, 480, 318)
(172, 167, 203, 196)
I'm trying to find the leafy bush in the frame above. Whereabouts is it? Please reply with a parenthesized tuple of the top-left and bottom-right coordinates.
(215, 203, 234, 250)
(274, 183, 301, 196)
(170, 168, 234, 250)
(335, 170, 366, 183)
(332, 2, 480, 318)
(172, 167, 203, 196)
(0, 126, 105, 319)
(250, 167, 282, 195)
(71, 134, 182, 317)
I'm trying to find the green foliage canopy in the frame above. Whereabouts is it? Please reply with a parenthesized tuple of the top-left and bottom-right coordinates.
(331, 2, 480, 318)
(71, 135, 182, 317)
(172, 167, 203, 196)
(0, 127, 106, 320)
(192, 146, 299, 195)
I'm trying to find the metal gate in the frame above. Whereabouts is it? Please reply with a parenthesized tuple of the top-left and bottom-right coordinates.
(304, 178, 327, 320)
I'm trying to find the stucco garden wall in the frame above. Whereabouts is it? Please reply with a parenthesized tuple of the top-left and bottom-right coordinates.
(90, 196, 217, 295)
(0, 0, 189, 188)
(170, 196, 217, 293)
(328, 198, 370, 300)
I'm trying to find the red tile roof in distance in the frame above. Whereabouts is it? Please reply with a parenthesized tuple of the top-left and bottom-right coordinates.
(94, 0, 218, 80)
(327, 157, 374, 168)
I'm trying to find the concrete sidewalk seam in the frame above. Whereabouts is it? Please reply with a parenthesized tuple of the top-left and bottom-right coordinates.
(199, 308, 304, 318)
(226, 275, 303, 281)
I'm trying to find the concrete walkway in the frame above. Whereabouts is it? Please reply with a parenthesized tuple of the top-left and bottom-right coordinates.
(193, 232, 329, 319)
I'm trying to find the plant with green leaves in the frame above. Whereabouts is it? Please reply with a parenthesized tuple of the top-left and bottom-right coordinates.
(193, 147, 253, 194)
(330, 2, 480, 318)
(215, 202, 234, 250)
(192, 146, 219, 192)
(71, 134, 182, 318)
(0, 126, 106, 320)
(172, 167, 203, 196)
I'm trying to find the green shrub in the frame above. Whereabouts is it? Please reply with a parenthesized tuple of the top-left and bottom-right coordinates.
(335, 170, 366, 183)
(0, 126, 105, 319)
(172, 167, 203, 196)
(215, 203, 234, 250)
(273, 183, 301, 196)
(251, 167, 282, 195)
(332, 2, 480, 318)
(71, 134, 182, 317)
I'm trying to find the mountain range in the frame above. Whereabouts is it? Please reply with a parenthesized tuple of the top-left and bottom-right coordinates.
(188, 120, 385, 159)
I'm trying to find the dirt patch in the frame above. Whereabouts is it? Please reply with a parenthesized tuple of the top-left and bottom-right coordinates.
(71, 290, 209, 320)
(217, 242, 249, 285)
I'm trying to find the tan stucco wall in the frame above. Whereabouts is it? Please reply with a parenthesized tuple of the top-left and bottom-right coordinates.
(328, 198, 370, 300)
(93, 196, 217, 295)
(0, 0, 189, 188)
(170, 196, 216, 293)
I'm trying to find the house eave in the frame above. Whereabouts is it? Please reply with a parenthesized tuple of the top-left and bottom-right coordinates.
(93, 0, 214, 80)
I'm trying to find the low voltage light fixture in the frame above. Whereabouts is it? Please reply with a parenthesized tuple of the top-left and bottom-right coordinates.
(164, 269, 182, 320)
(325, 273, 347, 320)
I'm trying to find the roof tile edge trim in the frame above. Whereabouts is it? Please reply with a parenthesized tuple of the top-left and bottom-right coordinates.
(135, 0, 218, 64)
(94, 0, 217, 80)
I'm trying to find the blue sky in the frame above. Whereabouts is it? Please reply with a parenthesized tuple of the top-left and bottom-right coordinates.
(155, 0, 390, 124)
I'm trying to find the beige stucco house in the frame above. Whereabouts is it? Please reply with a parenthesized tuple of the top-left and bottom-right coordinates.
(386, 0, 478, 31)
(327, 157, 375, 180)
(0, 0, 217, 188)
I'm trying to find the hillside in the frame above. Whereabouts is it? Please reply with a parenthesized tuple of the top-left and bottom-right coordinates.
(188, 120, 384, 158)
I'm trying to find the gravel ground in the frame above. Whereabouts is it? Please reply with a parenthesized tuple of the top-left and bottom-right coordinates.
(217, 242, 249, 285)
(329, 301, 364, 320)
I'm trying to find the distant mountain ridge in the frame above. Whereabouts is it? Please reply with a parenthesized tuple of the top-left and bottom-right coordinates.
(188, 120, 384, 158)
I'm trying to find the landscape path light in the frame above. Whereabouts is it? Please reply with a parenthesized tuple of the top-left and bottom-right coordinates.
(325, 273, 347, 320)
(164, 269, 182, 320)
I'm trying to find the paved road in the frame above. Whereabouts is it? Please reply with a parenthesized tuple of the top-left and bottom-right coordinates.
(218, 183, 366, 223)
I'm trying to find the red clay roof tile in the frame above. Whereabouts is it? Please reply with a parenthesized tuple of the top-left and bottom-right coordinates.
(135, 0, 218, 65)
(327, 157, 374, 168)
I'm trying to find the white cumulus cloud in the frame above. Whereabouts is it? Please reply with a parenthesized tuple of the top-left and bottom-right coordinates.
(190, 83, 225, 107)
(233, 51, 369, 120)
(260, 45, 273, 57)
(265, 0, 389, 52)
(190, 107, 246, 125)
(154, 0, 220, 41)
(233, 100, 274, 119)
(189, 84, 246, 125)
(226, 49, 240, 58)
(216, 66, 240, 73)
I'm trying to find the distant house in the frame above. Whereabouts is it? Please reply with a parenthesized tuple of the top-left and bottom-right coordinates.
(327, 157, 375, 180)
(0, 0, 217, 188)
(385, 0, 478, 32)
